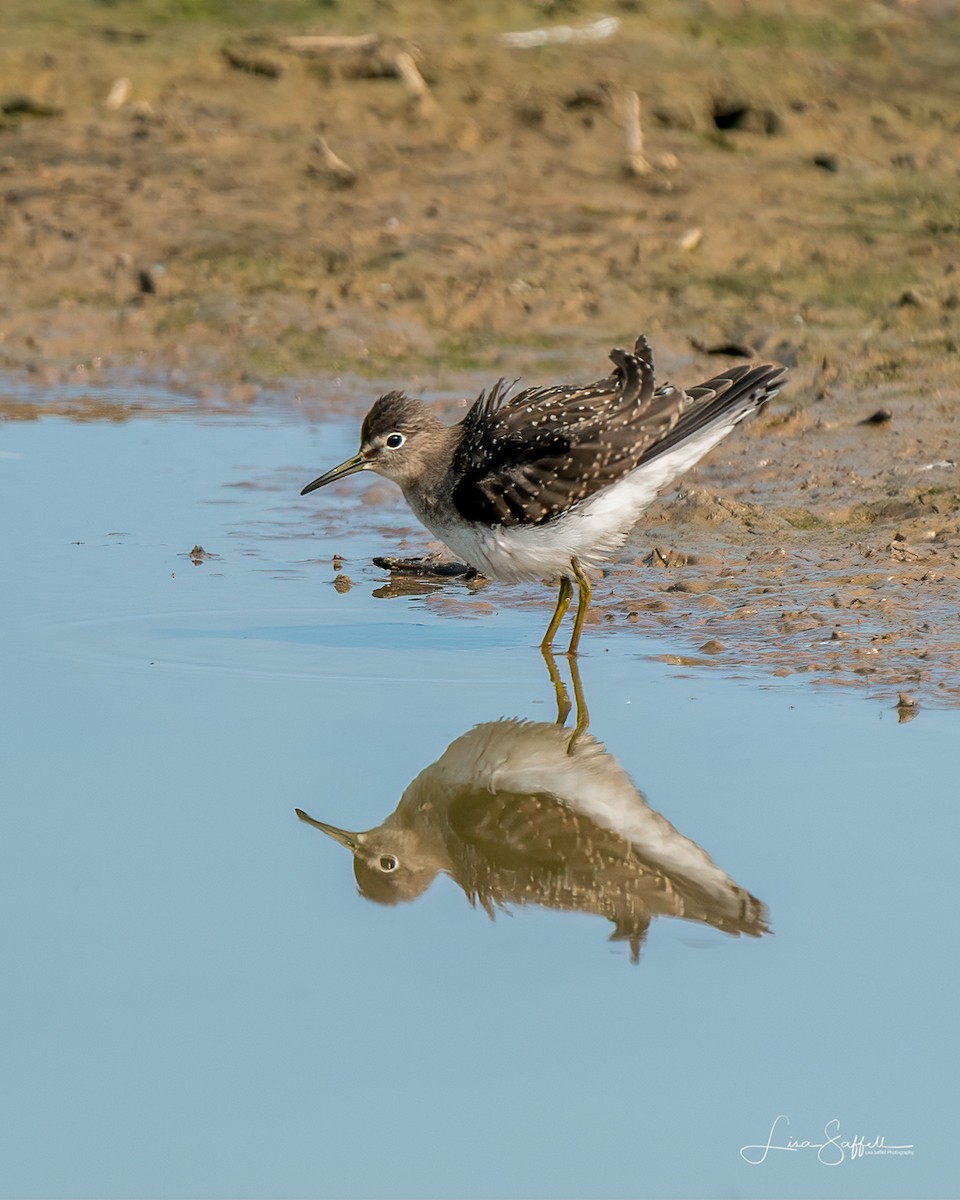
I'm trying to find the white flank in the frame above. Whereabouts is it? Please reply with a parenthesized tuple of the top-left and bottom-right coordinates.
(420, 413, 745, 582)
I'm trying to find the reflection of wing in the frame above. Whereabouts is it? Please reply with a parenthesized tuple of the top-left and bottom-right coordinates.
(443, 785, 767, 962)
(449, 788, 570, 868)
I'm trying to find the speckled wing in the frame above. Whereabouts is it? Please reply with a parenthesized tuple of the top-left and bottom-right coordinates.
(451, 335, 668, 526)
(445, 787, 769, 942)
(451, 335, 784, 527)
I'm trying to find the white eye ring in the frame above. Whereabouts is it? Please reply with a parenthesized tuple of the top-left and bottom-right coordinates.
(385, 433, 405, 449)
(379, 855, 399, 872)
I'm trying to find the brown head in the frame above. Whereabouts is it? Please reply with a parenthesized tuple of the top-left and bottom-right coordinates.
(295, 807, 439, 904)
(300, 391, 449, 495)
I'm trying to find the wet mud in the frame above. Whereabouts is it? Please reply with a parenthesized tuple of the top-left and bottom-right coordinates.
(2, 0, 959, 703)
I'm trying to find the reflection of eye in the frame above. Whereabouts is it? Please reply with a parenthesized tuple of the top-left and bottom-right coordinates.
(385, 433, 405, 449)
(379, 855, 398, 872)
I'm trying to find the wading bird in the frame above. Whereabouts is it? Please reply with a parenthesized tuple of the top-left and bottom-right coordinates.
(301, 335, 784, 653)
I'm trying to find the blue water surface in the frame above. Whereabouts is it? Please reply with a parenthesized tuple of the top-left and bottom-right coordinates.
(0, 406, 955, 1200)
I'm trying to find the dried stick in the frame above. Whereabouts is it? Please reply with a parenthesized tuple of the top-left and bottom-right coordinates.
(393, 50, 437, 117)
(314, 137, 357, 187)
(623, 91, 651, 176)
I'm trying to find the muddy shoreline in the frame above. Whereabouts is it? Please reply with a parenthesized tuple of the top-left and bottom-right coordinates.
(2, 0, 958, 704)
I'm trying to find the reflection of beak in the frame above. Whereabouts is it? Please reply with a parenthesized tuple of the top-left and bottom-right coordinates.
(300, 452, 366, 496)
(295, 808, 360, 851)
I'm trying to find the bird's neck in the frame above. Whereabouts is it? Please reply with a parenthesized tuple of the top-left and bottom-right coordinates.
(400, 423, 463, 514)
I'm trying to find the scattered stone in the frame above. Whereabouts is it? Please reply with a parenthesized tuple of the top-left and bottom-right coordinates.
(888, 536, 924, 563)
(677, 227, 704, 252)
(860, 408, 893, 425)
(813, 153, 839, 172)
(699, 639, 725, 654)
(105, 78, 131, 110)
(645, 546, 688, 568)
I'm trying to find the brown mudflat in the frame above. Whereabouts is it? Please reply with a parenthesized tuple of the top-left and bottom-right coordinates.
(2, 0, 958, 703)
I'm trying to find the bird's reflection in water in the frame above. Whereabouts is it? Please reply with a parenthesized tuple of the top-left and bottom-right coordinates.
(297, 653, 768, 962)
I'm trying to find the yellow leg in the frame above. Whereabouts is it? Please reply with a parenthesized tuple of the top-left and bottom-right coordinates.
(566, 558, 592, 656)
(540, 646, 572, 727)
(540, 575, 573, 651)
(565, 652, 590, 753)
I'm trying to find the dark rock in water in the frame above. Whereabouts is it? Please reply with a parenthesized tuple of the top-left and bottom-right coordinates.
(373, 554, 479, 579)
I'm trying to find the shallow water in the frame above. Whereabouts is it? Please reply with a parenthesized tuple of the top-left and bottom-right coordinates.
(1, 397, 956, 1200)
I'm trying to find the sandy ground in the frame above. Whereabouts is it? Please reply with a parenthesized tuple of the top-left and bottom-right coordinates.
(2, 0, 959, 705)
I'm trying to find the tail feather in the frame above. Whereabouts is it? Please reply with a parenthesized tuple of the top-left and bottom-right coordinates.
(639, 362, 784, 469)
(609, 343, 655, 407)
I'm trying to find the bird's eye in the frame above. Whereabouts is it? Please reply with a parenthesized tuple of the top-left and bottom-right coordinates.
(379, 855, 398, 872)
(385, 433, 405, 449)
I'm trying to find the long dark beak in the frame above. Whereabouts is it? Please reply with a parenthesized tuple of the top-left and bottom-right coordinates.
(300, 452, 366, 496)
(295, 808, 361, 851)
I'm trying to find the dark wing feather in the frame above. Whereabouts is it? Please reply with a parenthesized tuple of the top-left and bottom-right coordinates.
(444, 786, 769, 940)
(636, 362, 785, 469)
(451, 334, 784, 527)
(452, 335, 660, 526)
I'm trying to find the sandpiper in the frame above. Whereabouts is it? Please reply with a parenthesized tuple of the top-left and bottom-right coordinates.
(295, 657, 768, 961)
(301, 334, 785, 653)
